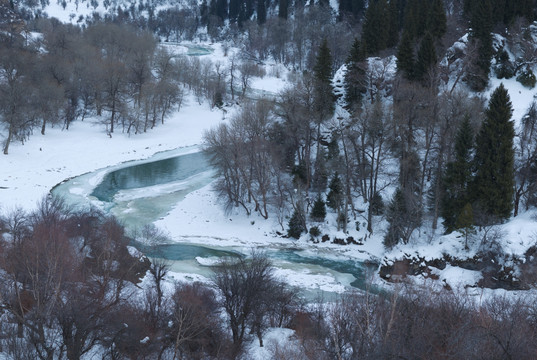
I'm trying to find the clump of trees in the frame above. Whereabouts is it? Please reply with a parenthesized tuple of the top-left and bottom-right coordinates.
(0, 202, 302, 359)
(0, 196, 149, 359)
(0, 14, 275, 155)
(0, 21, 183, 154)
(212, 251, 301, 356)
(204, 51, 529, 252)
(2, 197, 537, 359)
(441, 84, 514, 231)
(294, 287, 537, 359)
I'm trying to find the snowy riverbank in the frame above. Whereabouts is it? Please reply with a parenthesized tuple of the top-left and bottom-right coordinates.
(4, 42, 537, 302)
(1, 76, 386, 299)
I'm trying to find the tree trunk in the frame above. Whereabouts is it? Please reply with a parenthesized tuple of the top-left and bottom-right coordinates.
(257, 328, 263, 347)
(367, 202, 373, 233)
(514, 187, 522, 217)
(41, 118, 46, 135)
(3, 126, 12, 155)
(110, 98, 116, 133)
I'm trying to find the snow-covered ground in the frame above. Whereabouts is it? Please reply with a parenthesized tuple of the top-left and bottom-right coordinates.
(3, 40, 537, 298)
(1, 54, 382, 300)
(0, 92, 222, 210)
(2, 19, 537, 355)
(4, 22, 537, 314)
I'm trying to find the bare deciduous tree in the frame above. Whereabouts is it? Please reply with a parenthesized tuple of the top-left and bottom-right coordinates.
(204, 99, 278, 218)
(347, 98, 392, 233)
(0, 48, 34, 155)
(212, 251, 278, 356)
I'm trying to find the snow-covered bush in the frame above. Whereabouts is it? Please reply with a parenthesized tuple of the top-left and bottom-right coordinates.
(517, 67, 537, 88)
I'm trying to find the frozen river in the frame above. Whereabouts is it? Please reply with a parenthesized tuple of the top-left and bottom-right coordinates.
(52, 147, 378, 298)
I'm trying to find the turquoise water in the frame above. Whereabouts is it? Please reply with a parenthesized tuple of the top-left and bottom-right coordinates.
(133, 240, 241, 260)
(184, 44, 214, 56)
(91, 152, 209, 202)
(52, 149, 379, 295)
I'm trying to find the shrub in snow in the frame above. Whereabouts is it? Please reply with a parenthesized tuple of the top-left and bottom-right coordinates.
(370, 191, 384, 216)
(337, 213, 348, 229)
(456, 202, 476, 250)
(292, 162, 308, 186)
(213, 91, 224, 108)
(517, 67, 537, 89)
(327, 173, 343, 211)
(310, 196, 326, 222)
(309, 225, 321, 238)
(494, 49, 515, 79)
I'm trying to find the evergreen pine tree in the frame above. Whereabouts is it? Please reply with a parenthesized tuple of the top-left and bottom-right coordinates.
(493, 0, 507, 24)
(384, 188, 407, 248)
(313, 39, 335, 123)
(417, 0, 430, 37)
(396, 31, 415, 80)
(228, 0, 240, 22)
(362, 0, 388, 54)
(311, 195, 327, 222)
(314, 39, 333, 86)
(370, 191, 384, 216)
(327, 173, 343, 211)
(278, 0, 288, 19)
(519, 0, 536, 23)
(338, 0, 364, 21)
(288, 208, 305, 239)
(398, 149, 423, 239)
(473, 83, 515, 223)
(245, 0, 254, 18)
(414, 32, 437, 81)
(343, 38, 367, 112)
(456, 202, 475, 250)
(441, 116, 474, 233)
(312, 149, 329, 191)
(402, 0, 417, 39)
(350, 0, 365, 19)
(338, 0, 351, 19)
(386, 0, 400, 48)
(312, 42, 334, 192)
(384, 182, 423, 248)
(257, 0, 266, 24)
(403, 0, 429, 39)
(200, 0, 209, 26)
(237, 4, 248, 27)
(215, 0, 228, 20)
(351, 0, 365, 17)
(426, 0, 446, 39)
(467, 0, 493, 91)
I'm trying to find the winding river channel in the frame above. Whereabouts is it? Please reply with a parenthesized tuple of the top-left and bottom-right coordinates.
(50, 43, 378, 298)
(51, 147, 379, 298)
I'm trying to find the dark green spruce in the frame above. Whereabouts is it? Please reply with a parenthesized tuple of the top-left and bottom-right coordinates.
(310, 195, 327, 222)
(415, 32, 437, 81)
(467, 0, 493, 90)
(441, 116, 474, 233)
(313, 38, 335, 122)
(362, 0, 388, 55)
(343, 38, 367, 112)
(426, 0, 446, 39)
(396, 31, 414, 80)
(472, 83, 515, 223)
